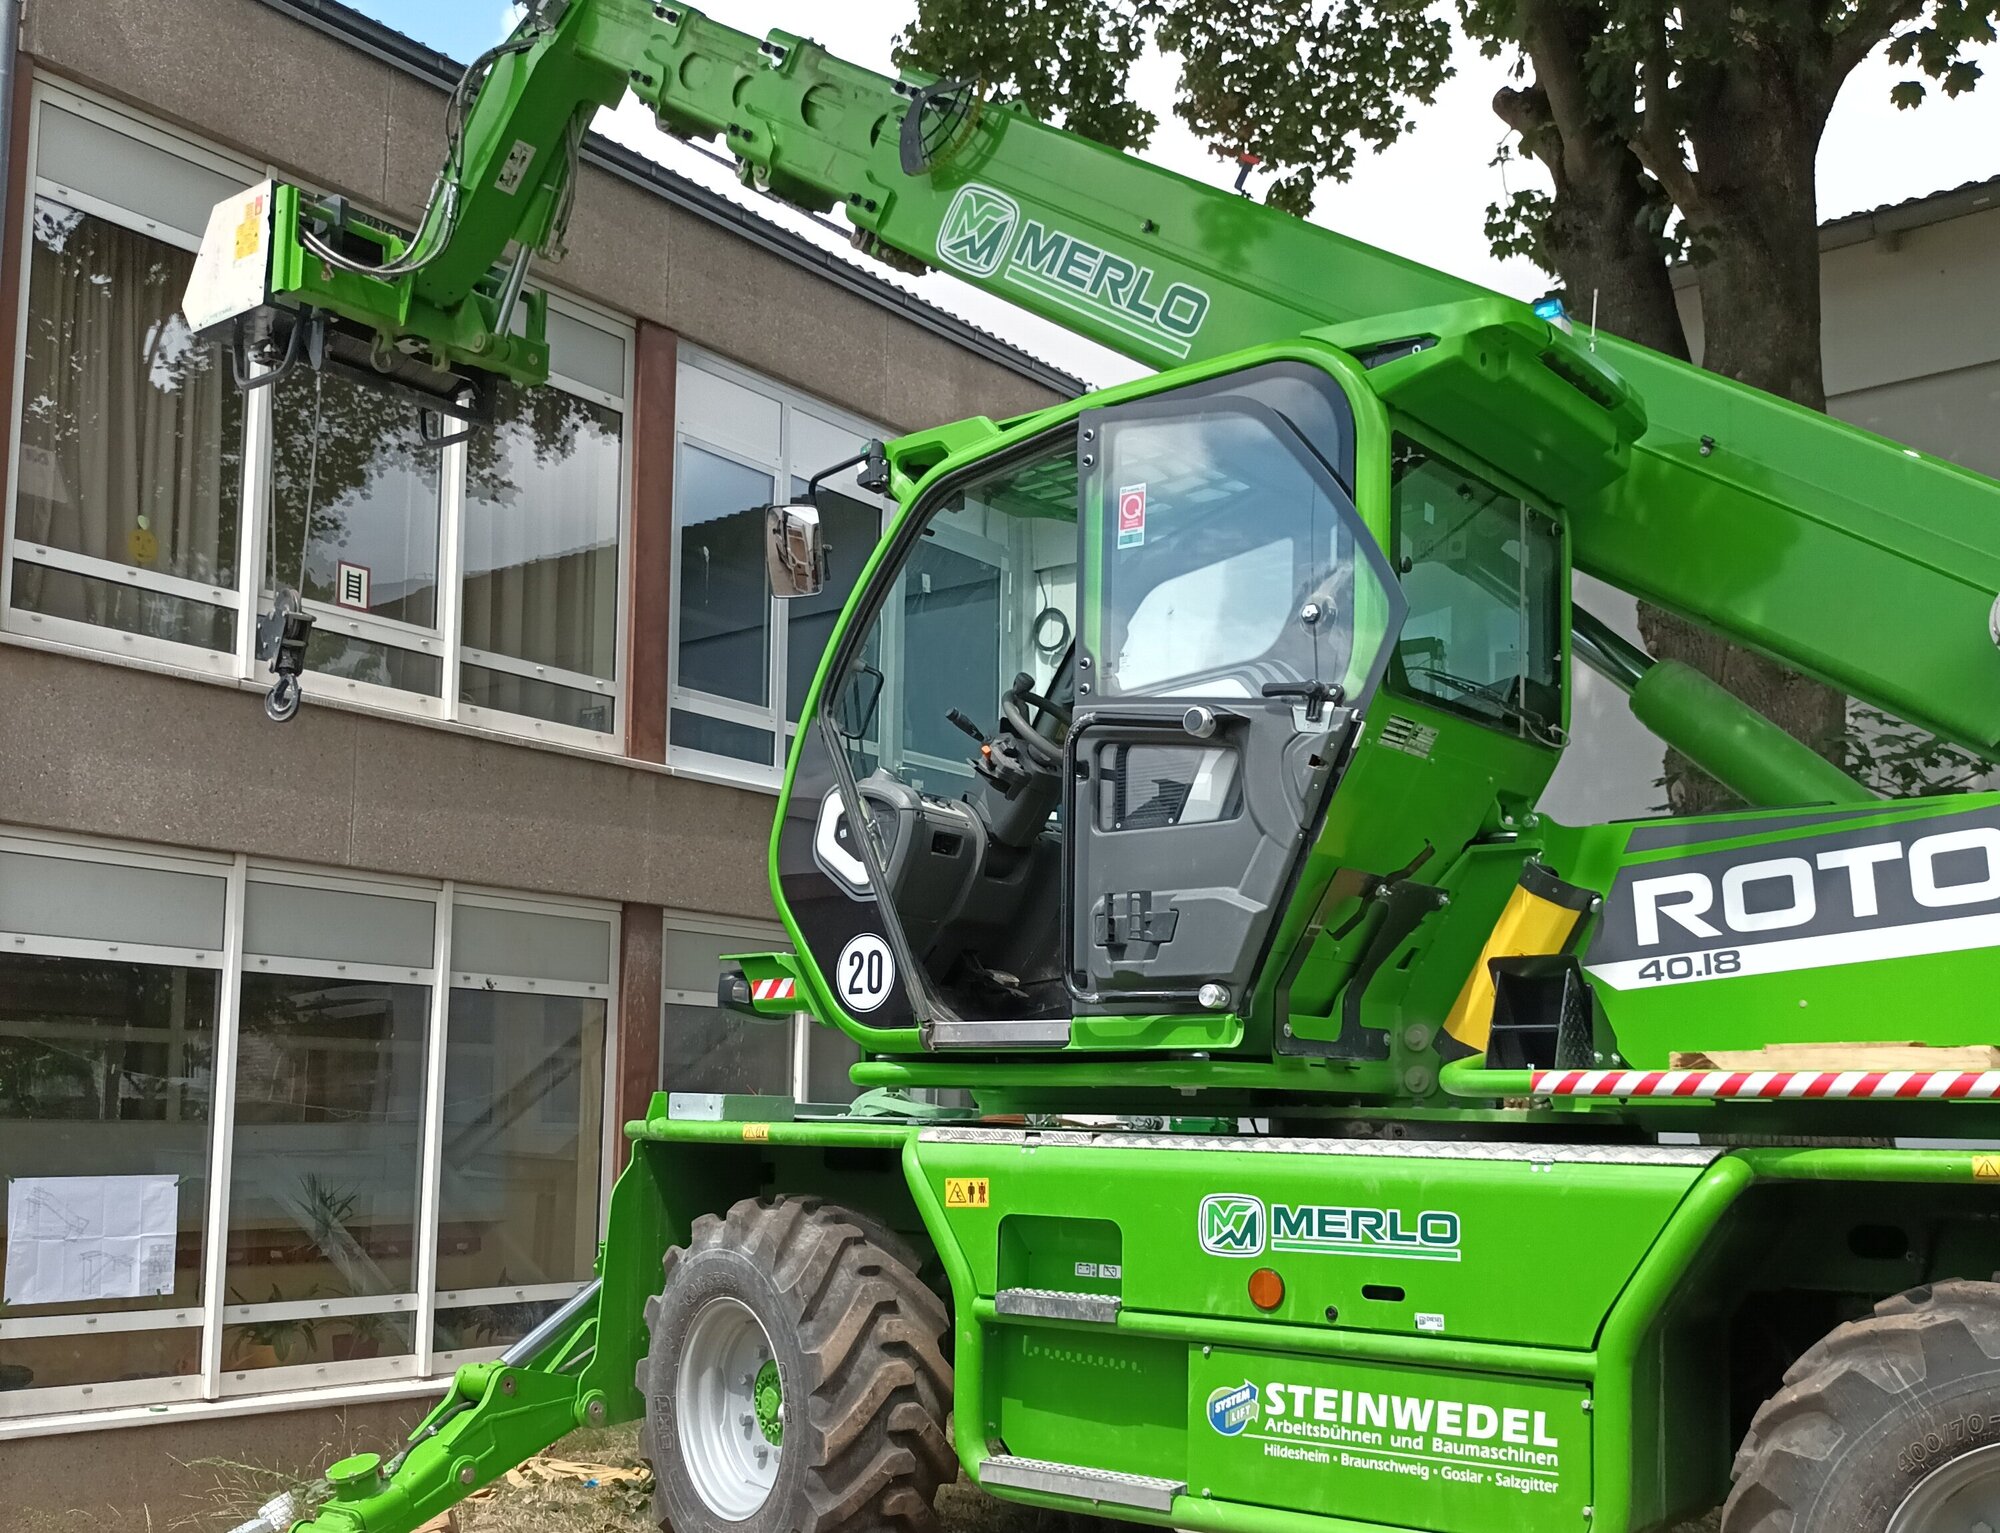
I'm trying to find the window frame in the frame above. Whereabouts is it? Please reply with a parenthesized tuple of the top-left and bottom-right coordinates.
(1, 86, 262, 680)
(661, 910, 841, 1104)
(0, 829, 621, 1421)
(669, 348, 891, 790)
(0, 78, 635, 755)
(1384, 429, 1570, 744)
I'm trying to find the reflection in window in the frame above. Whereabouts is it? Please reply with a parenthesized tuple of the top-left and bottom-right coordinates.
(10, 198, 243, 649)
(222, 1312, 415, 1373)
(461, 383, 623, 732)
(0, 953, 215, 1392)
(1392, 440, 1563, 742)
(431, 990, 605, 1348)
(1098, 407, 1382, 704)
(269, 367, 441, 633)
(661, 1001, 789, 1095)
(676, 445, 773, 711)
(226, 975, 428, 1316)
(834, 442, 1077, 801)
(785, 479, 879, 720)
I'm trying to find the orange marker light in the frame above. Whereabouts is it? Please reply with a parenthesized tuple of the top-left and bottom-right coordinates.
(1248, 1267, 1284, 1311)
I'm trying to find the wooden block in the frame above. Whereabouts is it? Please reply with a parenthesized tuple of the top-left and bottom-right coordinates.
(1670, 1043, 2000, 1071)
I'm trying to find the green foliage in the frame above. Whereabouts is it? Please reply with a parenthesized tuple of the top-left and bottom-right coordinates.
(1485, 185, 1554, 268)
(1841, 704, 1994, 797)
(893, 0, 1158, 151)
(897, 0, 1999, 247)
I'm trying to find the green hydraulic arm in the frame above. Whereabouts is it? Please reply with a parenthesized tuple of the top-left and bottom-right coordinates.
(201, 0, 2000, 766)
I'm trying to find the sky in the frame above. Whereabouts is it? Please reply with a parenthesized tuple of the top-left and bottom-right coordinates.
(347, 0, 2000, 387)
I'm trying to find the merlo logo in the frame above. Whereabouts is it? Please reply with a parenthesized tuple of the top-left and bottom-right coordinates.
(1200, 1194, 1265, 1257)
(938, 185, 1021, 277)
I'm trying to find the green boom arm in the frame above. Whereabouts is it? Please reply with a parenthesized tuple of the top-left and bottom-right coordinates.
(238, 0, 2000, 757)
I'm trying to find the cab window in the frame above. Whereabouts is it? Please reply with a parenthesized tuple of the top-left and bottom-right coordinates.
(1093, 400, 1396, 709)
(1391, 439, 1563, 744)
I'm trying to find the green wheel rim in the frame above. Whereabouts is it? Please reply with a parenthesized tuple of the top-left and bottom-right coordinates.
(753, 1357, 784, 1446)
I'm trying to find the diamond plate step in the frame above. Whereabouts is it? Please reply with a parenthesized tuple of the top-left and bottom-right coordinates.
(979, 1455, 1184, 1512)
(994, 1288, 1122, 1324)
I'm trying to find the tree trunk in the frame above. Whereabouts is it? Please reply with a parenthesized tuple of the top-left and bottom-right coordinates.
(1541, 146, 1690, 363)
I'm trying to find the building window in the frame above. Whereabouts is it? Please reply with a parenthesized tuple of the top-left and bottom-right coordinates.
(0, 841, 227, 1415)
(2, 86, 632, 752)
(661, 919, 856, 1104)
(5, 100, 251, 670)
(460, 363, 625, 736)
(269, 369, 447, 700)
(0, 834, 617, 1422)
(434, 900, 611, 1358)
(670, 354, 887, 784)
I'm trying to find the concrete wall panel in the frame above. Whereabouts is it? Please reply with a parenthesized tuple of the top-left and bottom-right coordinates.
(0, 647, 780, 919)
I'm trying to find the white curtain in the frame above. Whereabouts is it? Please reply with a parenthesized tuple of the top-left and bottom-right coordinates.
(459, 383, 621, 726)
(13, 198, 239, 643)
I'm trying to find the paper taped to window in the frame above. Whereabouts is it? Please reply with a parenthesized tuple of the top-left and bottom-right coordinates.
(4, 1174, 178, 1306)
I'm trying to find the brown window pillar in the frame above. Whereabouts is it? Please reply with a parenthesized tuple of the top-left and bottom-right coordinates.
(616, 902, 664, 1159)
(625, 322, 678, 763)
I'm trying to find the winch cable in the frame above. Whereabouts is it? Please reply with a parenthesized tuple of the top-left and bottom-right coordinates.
(295, 365, 324, 599)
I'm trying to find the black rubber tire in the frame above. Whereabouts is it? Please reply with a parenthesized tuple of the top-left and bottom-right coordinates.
(640, 1195, 956, 1533)
(1723, 1279, 2000, 1532)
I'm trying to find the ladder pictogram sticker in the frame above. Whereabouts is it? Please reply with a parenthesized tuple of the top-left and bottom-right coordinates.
(944, 1177, 991, 1209)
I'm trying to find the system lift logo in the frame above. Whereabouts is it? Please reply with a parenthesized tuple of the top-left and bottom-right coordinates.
(1207, 1381, 1260, 1437)
(1200, 1194, 1266, 1257)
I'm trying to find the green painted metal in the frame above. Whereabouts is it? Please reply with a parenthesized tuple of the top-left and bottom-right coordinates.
(753, 1358, 783, 1446)
(1628, 659, 1875, 809)
(1573, 606, 1876, 809)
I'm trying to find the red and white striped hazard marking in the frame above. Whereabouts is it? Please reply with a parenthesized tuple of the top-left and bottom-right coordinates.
(1531, 1068, 2000, 1100)
(749, 977, 797, 1003)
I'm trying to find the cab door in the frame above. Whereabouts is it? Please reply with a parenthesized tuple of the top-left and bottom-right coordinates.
(1067, 364, 1404, 1013)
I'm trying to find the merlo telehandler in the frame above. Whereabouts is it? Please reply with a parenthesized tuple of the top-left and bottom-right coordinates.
(182, 4, 2000, 1530)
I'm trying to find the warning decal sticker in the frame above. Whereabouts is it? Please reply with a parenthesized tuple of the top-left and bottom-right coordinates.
(1117, 484, 1147, 549)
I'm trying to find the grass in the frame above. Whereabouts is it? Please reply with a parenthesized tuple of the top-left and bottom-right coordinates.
(12, 1418, 1720, 1533)
(445, 1423, 1727, 1533)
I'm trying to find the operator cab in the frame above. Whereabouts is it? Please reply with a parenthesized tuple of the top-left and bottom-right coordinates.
(775, 359, 1415, 1039)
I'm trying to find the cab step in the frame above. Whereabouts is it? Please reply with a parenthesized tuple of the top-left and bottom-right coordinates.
(978, 1455, 1184, 1512)
(994, 1287, 1121, 1323)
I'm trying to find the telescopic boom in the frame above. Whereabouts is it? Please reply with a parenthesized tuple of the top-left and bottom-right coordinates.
(186, 0, 2000, 757)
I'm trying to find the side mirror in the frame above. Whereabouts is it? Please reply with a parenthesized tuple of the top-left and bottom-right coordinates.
(764, 500, 829, 599)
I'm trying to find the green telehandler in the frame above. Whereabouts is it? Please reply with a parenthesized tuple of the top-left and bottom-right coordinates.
(183, 4, 2000, 1530)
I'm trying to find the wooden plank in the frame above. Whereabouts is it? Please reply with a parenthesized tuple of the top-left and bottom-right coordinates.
(1670, 1043, 2000, 1071)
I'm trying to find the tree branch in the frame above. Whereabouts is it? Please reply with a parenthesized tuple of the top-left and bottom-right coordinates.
(1633, 24, 1703, 217)
(1493, 82, 1564, 175)
(1831, 0, 1926, 80)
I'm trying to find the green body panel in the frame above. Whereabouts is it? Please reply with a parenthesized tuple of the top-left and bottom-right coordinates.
(281, 1104, 2000, 1533)
(1541, 795, 2000, 1072)
(1185, 1347, 1589, 1530)
(909, 1136, 1701, 1351)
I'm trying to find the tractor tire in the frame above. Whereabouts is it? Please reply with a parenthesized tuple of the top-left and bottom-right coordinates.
(640, 1195, 956, 1533)
(1723, 1279, 2000, 1532)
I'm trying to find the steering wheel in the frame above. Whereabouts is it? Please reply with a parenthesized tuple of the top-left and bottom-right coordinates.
(999, 672, 1069, 768)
